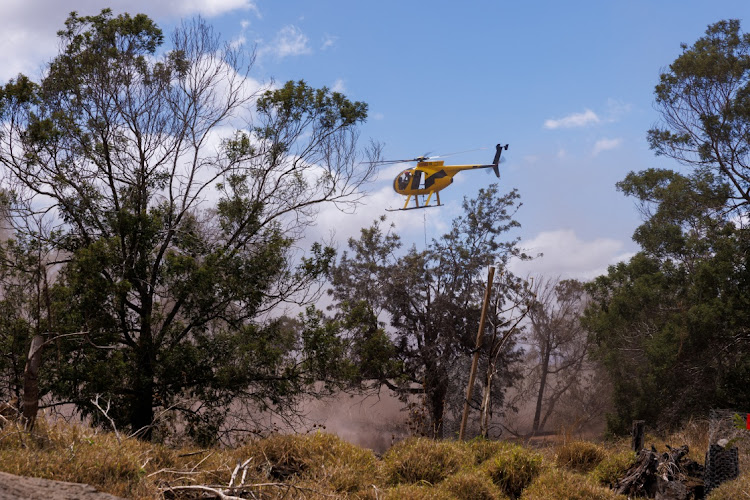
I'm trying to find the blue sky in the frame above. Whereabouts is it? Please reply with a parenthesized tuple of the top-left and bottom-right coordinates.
(2, 0, 748, 279)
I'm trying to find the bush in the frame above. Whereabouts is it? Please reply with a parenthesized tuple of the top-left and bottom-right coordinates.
(556, 441, 606, 473)
(521, 468, 622, 500)
(483, 444, 543, 498)
(382, 438, 472, 485)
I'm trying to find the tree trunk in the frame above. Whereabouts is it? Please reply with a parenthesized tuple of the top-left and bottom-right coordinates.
(22, 335, 44, 429)
(131, 348, 155, 440)
(132, 304, 155, 439)
(532, 344, 551, 434)
(479, 361, 495, 438)
(425, 364, 448, 438)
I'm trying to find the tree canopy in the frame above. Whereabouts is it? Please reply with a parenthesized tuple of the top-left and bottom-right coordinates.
(0, 9, 377, 442)
(329, 185, 530, 438)
(586, 20, 750, 434)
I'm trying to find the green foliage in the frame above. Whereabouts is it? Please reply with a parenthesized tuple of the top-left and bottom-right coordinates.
(0, 10, 374, 442)
(329, 187, 529, 437)
(586, 19, 750, 435)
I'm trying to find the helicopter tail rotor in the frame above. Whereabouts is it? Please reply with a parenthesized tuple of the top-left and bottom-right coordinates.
(492, 144, 508, 177)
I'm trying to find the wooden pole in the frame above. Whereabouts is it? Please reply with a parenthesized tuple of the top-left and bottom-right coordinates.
(459, 266, 495, 440)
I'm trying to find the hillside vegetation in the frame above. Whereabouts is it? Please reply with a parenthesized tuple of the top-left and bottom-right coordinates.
(1, 418, 748, 499)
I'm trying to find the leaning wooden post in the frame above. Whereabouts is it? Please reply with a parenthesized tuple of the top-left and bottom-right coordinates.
(459, 266, 495, 440)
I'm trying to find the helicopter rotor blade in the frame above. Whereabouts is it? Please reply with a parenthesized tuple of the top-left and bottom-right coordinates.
(364, 146, 492, 166)
(428, 146, 488, 160)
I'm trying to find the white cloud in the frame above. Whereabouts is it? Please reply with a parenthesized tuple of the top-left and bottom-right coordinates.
(510, 229, 634, 280)
(175, 0, 259, 17)
(591, 137, 623, 156)
(0, 1, 259, 81)
(544, 109, 600, 129)
(321, 34, 338, 50)
(331, 79, 346, 93)
(605, 98, 631, 120)
(258, 25, 311, 60)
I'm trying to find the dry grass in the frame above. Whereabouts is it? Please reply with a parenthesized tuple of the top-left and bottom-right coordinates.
(437, 469, 509, 500)
(0, 419, 173, 498)
(482, 443, 543, 498)
(2, 415, 746, 499)
(589, 449, 636, 487)
(706, 473, 750, 499)
(520, 468, 625, 500)
(555, 440, 606, 473)
(382, 483, 455, 499)
(467, 437, 515, 465)
(381, 437, 472, 485)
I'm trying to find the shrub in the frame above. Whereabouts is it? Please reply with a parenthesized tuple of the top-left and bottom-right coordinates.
(521, 468, 622, 500)
(556, 440, 606, 473)
(382, 438, 472, 485)
(483, 444, 543, 498)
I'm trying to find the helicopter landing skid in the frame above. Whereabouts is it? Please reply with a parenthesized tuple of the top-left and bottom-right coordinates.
(385, 204, 441, 212)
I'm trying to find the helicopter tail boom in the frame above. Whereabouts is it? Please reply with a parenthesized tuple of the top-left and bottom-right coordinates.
(492, 143, 508, 178)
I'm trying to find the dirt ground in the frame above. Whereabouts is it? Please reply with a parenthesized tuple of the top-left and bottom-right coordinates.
(0, 471, 126, 500)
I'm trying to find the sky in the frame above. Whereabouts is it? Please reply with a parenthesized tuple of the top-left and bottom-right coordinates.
(2, 0, 748, 281)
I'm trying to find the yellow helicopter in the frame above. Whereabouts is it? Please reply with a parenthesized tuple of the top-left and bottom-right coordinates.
(383, 143, 509, 210)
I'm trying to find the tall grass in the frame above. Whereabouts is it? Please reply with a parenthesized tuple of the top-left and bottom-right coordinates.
(1, 415, 745, 499)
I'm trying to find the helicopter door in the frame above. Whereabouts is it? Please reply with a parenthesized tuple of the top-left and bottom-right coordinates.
(410, 170, 423, 190)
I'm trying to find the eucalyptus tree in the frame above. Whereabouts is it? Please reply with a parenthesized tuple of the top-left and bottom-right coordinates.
(0, 10, 377, 440)
(330, 185, 529, 438)
(585, 20, 750, 433)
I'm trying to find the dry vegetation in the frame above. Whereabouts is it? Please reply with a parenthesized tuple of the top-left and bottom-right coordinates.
(0, 417, 749, 499)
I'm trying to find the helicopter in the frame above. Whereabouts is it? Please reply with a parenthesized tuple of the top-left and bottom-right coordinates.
(382, 143, 509, 210)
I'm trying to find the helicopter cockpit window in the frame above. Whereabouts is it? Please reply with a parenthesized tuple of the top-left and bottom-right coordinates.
(397, 171, 411, 190)
(411, 170, 423, 189)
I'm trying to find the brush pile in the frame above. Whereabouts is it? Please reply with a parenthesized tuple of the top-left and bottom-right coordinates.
(615, 445, 704, 500)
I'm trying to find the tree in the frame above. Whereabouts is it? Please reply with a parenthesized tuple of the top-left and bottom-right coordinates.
(584, 168, 750, 433)
(525, 278, 591, 435)
(649, 19, 750, 213)
(0, 10, 377, 441)
(476, 270, 531, 438)
(329, 185, 528, 438)
(583, 19, 750, 435)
